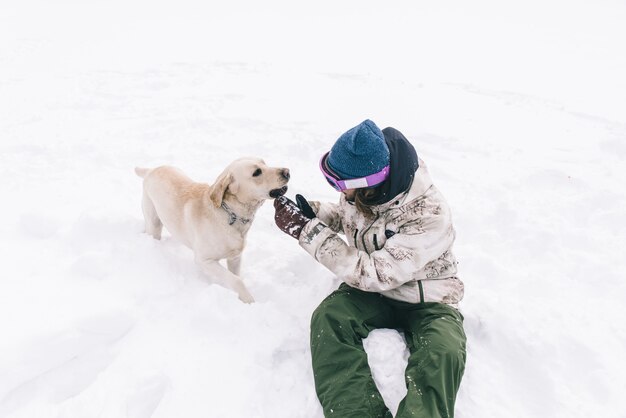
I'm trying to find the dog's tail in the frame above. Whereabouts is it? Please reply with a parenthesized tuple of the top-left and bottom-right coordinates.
(134, 167, 151, 178)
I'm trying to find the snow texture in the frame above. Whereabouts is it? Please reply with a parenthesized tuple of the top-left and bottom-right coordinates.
(1, 0, 625, 417)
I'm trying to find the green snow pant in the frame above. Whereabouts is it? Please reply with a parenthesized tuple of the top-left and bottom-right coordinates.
(310, 283, 466, 418)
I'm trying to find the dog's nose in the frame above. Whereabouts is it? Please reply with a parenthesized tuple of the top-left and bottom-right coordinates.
(281, 168, 290, 181)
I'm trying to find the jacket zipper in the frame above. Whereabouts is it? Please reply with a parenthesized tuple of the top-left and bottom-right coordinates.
(361, 214, 381, 253)
(418, 280, 425, 303)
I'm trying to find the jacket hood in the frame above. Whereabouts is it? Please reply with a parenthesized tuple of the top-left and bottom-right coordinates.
(363, 127, 419, 206)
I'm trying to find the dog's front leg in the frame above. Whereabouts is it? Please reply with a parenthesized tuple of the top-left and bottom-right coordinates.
(227, 255, 242, 276)
(195, 257, 254, 304)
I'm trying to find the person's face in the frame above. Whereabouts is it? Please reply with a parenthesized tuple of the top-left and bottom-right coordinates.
(342, 189, 356, 202)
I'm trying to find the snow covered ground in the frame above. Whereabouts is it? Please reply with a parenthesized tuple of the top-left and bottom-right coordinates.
(1, 0, 625, 417)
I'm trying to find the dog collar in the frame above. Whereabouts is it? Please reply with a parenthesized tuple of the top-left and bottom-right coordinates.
(221, 202, 250, 225)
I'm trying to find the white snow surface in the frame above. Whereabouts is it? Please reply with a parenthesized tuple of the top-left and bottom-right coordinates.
(1, 1, 625, 417)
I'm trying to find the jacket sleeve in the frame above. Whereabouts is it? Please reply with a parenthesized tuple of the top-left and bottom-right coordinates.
(298, 209, 455, 292)
(309, 201, 344, 234)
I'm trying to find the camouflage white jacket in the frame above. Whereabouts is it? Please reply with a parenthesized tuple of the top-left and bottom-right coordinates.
(298, 159, 464, 308)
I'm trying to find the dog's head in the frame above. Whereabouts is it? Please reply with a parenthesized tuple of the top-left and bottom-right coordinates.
(209, 157, 290, 207)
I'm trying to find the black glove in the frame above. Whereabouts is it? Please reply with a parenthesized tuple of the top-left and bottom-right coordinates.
(295, 194, 316, 219)
(274, 196, 313, 239)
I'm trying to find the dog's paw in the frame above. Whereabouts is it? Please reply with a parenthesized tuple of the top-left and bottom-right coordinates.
(238, 291, 255, 304)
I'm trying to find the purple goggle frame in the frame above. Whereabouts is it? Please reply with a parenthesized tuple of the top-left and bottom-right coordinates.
(319, 152, 390, 192)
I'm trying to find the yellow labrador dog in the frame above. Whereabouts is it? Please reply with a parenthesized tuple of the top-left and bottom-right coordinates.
(135, 158, 289, 303)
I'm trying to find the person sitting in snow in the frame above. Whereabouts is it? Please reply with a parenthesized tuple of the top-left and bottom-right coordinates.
(273, 119, 467, 418)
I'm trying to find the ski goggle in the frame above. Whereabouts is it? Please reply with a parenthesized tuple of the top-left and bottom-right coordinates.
(319, 152, 390, 192)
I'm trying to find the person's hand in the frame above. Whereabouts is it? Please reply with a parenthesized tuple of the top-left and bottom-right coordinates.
(295, 194, 316, 219)
(274, 196, 313, 239)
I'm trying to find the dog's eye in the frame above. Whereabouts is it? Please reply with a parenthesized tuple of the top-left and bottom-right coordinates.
(252, 168, 262, 177)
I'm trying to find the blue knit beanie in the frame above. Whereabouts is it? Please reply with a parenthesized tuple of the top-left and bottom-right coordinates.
(327, 119, 390, 179)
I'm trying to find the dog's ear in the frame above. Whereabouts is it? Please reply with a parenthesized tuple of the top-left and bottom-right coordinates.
(209, 172, 234, 207)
